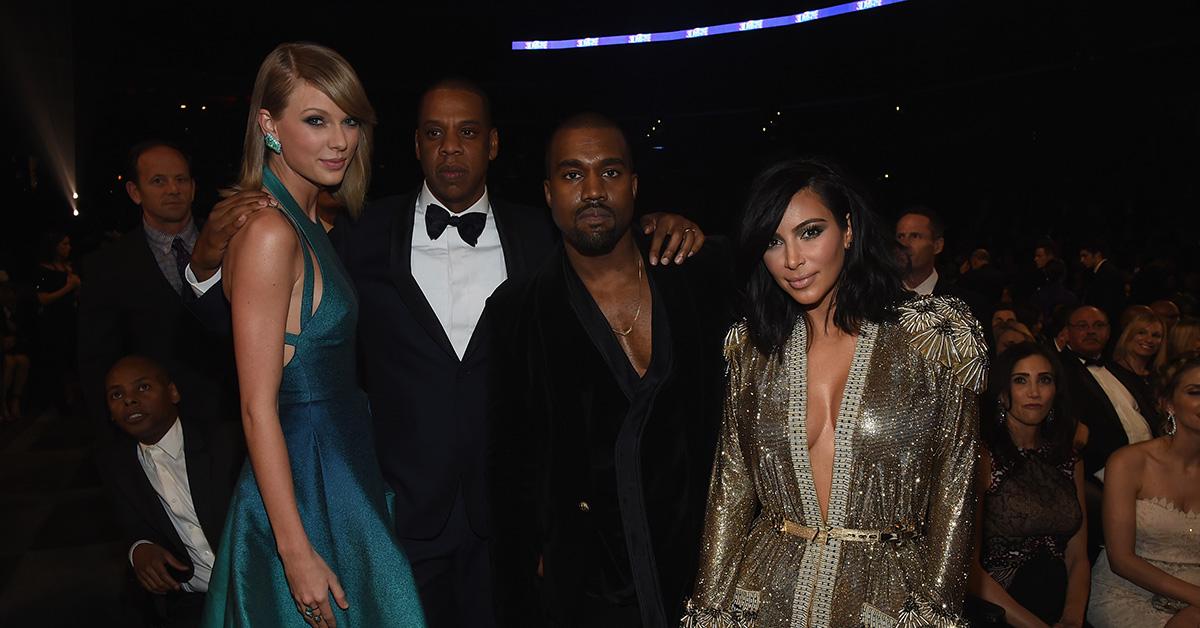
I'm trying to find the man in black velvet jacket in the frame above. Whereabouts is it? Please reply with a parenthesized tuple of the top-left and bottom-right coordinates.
(486, 114, 731, 627)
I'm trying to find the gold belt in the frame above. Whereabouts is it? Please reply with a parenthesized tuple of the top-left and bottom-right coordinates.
(771, 514, 921, 546)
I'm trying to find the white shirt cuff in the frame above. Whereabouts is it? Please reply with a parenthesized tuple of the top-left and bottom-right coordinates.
(185, 264, 222, 297)
(129, 539, 153, 567)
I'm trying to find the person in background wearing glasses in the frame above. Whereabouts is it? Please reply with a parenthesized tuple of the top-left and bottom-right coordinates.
(1058, 304, 1153, 561)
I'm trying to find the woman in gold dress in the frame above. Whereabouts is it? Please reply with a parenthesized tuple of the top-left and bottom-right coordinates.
(683, 158, 986, 628)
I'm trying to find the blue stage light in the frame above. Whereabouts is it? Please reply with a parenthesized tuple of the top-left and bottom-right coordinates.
(513, 0, 906, 51)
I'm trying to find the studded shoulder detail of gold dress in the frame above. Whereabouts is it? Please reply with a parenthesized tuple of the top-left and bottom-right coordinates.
(683, 295, 987, 628)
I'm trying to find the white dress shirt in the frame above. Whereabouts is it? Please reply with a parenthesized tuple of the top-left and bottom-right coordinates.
(1079, 357, 1153, 480)
(412, 183, 507, 359)
(907, 268, 939, 296)
(129, 418, 215, 592)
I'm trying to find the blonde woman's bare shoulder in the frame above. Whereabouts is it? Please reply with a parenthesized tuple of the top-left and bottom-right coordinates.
(227, 207, 298, 255)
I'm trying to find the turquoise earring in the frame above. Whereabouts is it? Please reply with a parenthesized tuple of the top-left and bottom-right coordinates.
(264, 133, 282, 154)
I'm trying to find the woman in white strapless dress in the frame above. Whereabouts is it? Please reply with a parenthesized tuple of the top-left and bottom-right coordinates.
(1088, 353, 1200, 627)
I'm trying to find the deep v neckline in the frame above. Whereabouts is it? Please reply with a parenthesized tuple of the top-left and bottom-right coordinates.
(787, 319, 879, 527)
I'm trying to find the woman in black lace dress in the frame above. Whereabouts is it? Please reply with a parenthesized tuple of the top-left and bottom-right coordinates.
(970, 342, 1090, 627)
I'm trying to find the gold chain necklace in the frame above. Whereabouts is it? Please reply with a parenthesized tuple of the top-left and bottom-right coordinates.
(610, 255, 644, 337)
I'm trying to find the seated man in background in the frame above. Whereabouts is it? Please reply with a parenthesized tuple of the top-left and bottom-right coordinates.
(97, 355, 242, 628)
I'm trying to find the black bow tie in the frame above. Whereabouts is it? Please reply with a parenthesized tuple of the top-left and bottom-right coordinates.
(425, 204, 486, 247)
(1071, 352, 1105, 368)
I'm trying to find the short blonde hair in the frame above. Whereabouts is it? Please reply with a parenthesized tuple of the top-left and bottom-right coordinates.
(1113, 312, 1166, 371)
(238, 42, 377, 217)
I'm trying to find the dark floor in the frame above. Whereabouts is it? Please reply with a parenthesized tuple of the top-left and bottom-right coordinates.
(0, 408, 142, 626)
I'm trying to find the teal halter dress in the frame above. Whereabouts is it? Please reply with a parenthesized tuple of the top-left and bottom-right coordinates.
(201, 169, 426, 627)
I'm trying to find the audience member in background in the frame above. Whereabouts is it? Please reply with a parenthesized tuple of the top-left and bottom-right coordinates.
(78, 140, 239, 440)
(1150, 299, 1181, 333)
(98, 355, 241, 628)
(1163, 317, 1200, 364)
(959, 247, 1006, 311)
(1047, 304, 1073, 353)
(1110, 311, 1167, 432)
(1059, 305, 1153, 561)
(1061, 305, 1153, 480)
(0, 280, 32, 421)
(991, 304, 1018, 340)
(994, 320, 1037, 357)
(1078, 239, 1126, 330)
(971, 342, 1088, 628)
(1119, 304, 1155, 332)
(1033, 239, 1058, 271)
(1087, 353, 1200, 627)
(895, 207, 948, 296)
(33, 231, 81, 411)
(1035, 258, 1077, 329)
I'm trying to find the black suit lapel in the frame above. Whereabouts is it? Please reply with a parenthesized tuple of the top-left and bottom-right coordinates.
(459, 200, 528, 365)
(109, 441, 187, 551)
(131, 226, 184, 302)
(388, 195, 457, 360)
(180, 420, 217, 537)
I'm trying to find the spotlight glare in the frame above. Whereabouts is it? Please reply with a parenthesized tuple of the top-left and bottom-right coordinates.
(117, 175, 122, 181)
(72, 208, 79, 217)
(884, 173, 890, 179)
(72, 191, 78, 199)
(762, 127, 767, 132)
(180, 104, 187, 109)
(201, 105, 207, 111)
(895, 105, 901, 111)
(776, 111, 781, 115)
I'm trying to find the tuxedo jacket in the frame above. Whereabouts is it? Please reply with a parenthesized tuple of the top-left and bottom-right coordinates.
(78, 226, 239, 430)
(486, 242, 733, 627)
(98, 416, 242, 584)
(1058, 349, 1134, 478)
(344, 192, 556, 539)
(190, 191, 557, 540)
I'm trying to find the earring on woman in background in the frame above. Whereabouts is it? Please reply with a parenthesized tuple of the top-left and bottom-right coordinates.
(1046, 408, 1055, 424)
(264, 133, 282, 154)
(1166, 412, 1177, 436)
(996, 397, 1008, 424)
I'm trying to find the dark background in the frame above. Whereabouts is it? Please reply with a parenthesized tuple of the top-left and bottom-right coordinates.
(3, 0, 1198, 276)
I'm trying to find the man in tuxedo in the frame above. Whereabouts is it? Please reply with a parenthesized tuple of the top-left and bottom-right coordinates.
(184, 79, 703, 628)
(1058, 304, 1152, 558)
(487, 114, 729, 627)
(895, 207, 949, 296)
(78, 141, 238, 438)
(98, 355, 241, 628)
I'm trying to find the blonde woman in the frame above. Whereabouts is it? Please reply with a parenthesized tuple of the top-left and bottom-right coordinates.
(201, 43, 424, 627)
(1110, 311, 1166, 432)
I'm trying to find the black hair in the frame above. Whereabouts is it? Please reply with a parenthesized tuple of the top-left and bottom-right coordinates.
(126, 139, 191, 185)
(543, 112, 633, 179)
(983, 341, 1077, 466)
(1079, 237, 1108, 257)
(417, 77, 493, 128)
(898, 204, 945, 240)
(736, 157, 908, 357)
(1034, 237, 1058, 257)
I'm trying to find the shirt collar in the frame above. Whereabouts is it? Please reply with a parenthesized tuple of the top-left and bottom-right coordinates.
(416, 181, 491, 219)
(140, 417, 184, 460)
(142, 216, 198, 254)
(908, 268, 939, 295)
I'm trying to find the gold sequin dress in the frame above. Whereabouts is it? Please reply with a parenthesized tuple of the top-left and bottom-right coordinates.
(684, 296, 987, 628)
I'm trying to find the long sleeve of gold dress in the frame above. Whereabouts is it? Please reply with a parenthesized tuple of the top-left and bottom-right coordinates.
(684, 295, 987, 628)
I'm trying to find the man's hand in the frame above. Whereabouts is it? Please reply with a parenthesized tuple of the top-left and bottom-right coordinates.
(640, 213, 706, 266)
(131, 542, 189, 594)
(191, 191, 275, 281)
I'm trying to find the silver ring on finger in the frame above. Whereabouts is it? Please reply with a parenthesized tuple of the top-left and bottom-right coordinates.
(303, 607, 315, 618)
(683, 228, 695, 234)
